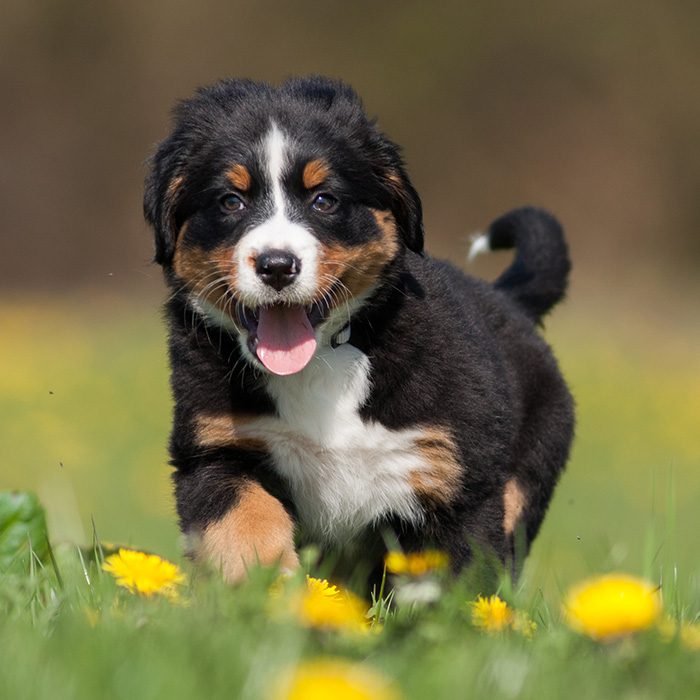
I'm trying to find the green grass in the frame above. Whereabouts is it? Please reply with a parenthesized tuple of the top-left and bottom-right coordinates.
(2, 546, 699, 699)
(1, 297, 699, 699)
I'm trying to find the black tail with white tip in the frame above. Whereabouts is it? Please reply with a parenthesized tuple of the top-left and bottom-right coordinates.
(472, 207, 571, 323)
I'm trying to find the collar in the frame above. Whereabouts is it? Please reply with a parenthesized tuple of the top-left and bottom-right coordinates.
(330, 322, 351, 348)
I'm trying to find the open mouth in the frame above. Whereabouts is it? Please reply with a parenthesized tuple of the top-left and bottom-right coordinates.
(237, 299, 330, 376)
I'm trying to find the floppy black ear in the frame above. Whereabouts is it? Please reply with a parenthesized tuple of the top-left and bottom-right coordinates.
(383, 164, 424, 254)
(143, 137, 186, 266)
(370, 133, 424, 254)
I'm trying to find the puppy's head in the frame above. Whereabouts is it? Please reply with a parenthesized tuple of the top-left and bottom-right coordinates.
(144, 76, 423, 376)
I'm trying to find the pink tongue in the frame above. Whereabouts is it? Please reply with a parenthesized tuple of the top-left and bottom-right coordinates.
(256, 305, 317, 375)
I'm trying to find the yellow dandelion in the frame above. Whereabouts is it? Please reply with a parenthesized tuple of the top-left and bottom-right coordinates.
(305, 576, 342, 598)
(658, 617, 700, 651)
(102, 548, 185, 598)
(296, 576, 369, 633)
(511, 610, 537, 638)
(471, 594, 514, 632)
(272, 659, 401, 700)
(657, 615, 678, 642)
(563, 573, 661, 641)
(384, 550, 449, 577)
(680, 622, 700, 651)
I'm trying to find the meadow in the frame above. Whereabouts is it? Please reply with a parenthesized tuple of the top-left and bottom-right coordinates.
(1, 295, 699, 699)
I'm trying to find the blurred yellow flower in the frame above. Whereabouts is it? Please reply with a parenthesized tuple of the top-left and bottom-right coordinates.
(102, 548, 185, 598)
(273, 659, 401, 700)
(306, 576, 342, 599)
(511, 611, 538, 638)
(658, 617, 700, 651)
(296, 577, 369, 633)
(470, 595, 536, 636)
(563, 573, 661, 640)
(680, 622, 700, 651)
(471, 594, 514, 632)
(384, 550, 448, 577)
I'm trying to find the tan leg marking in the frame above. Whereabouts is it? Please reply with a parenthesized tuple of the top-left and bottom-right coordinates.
(503, 478, 527, 535)
(194, 413, 266, 452)
(317, 209, 400, 299)
(410, 427, 462, 505)
(302, 159, 331, 189)
(226, 164, 251, 192)
(197, 482, 299, 584)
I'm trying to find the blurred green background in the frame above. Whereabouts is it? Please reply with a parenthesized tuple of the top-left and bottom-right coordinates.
(1, 1, 698, 600)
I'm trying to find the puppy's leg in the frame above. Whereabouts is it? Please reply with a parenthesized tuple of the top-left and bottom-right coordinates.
(165, 312, 302, 583)
(175, 466, 298, 584)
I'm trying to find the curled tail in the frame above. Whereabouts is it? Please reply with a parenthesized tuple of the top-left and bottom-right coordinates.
(470, 206, 571, 323)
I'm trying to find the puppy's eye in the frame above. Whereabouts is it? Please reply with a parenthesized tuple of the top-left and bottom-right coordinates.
(311, 193, 338, 213)
(220, 193, 246, 213)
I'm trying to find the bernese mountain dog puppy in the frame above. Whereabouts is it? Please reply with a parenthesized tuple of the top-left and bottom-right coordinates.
(144, 76, 574, 586)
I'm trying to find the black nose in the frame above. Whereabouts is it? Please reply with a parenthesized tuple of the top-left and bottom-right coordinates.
(255, 249, 301, 291)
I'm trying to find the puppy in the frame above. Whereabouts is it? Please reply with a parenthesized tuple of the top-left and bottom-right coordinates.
(144, 76, 574, 585)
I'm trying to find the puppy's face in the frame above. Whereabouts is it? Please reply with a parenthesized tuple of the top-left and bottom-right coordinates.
(145, 78, 423, 375)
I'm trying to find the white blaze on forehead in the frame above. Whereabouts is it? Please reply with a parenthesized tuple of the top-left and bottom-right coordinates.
(265, 123, 287, 217)
(234, 122, 320, 306)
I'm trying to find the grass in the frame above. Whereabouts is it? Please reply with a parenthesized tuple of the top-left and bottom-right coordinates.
(1, 296, 699, 699)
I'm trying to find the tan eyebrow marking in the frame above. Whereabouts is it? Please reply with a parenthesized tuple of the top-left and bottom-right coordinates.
(226, 164, 252, 191)
(302, 159, 331, 189)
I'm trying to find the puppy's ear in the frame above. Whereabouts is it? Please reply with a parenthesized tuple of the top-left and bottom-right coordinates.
(143, 138, 186, 266)
(371, 134, 424, 254)
(383, 165, 424, 254)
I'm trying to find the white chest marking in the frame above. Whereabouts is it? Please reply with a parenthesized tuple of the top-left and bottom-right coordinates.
(244, 345, 427, 542)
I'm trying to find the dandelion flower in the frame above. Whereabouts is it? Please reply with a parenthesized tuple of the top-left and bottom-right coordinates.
(102, 548, 185, 598)
(511, 610, 537, 638)
(384, 550, 448, 577)
(469, 595, 536, 636)
(297, 576, 369, 633)
(680, 622, 700, 651)
(563, 573, 661, 641)
(273, 659, 401, 700)
(659, 617, 700, 651)
(471, 594, 514, 632)
(305, 576, 342, 599)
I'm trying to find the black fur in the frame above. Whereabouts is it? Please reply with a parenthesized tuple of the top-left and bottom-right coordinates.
(144, 76, 575, 585)
(489, 206, 571, 322)
(144, 77, 423, 266)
